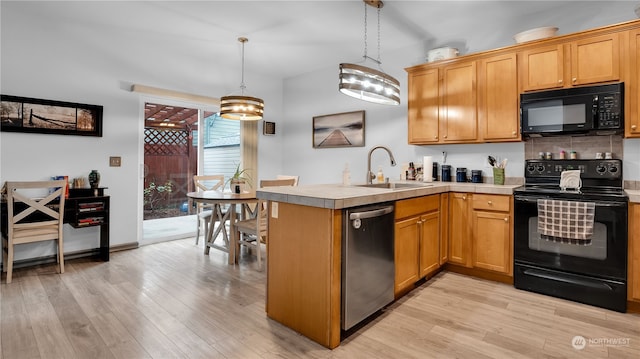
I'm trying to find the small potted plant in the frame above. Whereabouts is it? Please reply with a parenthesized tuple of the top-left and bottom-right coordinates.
(227, 163, 252, 193)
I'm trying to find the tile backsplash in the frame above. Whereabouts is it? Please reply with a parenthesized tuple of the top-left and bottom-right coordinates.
(524, 135, 623, 160)
(625, 180, 640, 190)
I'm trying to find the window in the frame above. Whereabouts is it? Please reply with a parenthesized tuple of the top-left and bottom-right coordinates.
(201, 113, 241, 189)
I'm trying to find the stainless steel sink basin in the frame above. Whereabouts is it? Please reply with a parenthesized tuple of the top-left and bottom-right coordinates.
(355, 182, 432, 190)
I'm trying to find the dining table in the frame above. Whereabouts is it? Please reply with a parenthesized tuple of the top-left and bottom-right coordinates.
(186, 190, 258, 265)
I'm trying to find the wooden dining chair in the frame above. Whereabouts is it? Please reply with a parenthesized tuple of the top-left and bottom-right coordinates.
(276, 175, 299, 186)
(234, 178, 296, 270)
(2, 180, 67, 283)
(193, 175, 226, 245)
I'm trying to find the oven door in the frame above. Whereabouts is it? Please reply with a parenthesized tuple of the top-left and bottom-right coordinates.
(514, 193, 627, 280)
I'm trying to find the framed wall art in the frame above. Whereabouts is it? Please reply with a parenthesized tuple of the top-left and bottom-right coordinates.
(0, 95, 103, 137)
(312, 110, 364, 148)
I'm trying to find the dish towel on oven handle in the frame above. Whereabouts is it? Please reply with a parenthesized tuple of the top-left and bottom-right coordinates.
(537, 199, 595, 241)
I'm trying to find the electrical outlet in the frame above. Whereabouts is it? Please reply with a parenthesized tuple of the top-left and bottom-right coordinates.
(271, 202, 278, 218)
(109, 156, 121, 167)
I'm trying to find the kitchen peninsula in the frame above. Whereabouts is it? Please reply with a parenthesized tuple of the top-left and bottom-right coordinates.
(257, 181, 519, 348)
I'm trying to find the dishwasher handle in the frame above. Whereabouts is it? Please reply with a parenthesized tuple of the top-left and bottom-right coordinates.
(349, 205, 394, 220)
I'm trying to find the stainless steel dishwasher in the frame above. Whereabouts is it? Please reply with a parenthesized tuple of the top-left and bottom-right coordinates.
(342, 202, 395, 331)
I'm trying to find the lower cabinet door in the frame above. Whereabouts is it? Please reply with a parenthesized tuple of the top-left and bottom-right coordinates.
(472, 210, 511, 274)
(419, 211, 440, 278)
(449, 193, 472, 267)
(395, 216, 420, 294)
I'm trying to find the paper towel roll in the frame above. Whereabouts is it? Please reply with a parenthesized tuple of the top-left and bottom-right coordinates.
(423, 156, 433, 182)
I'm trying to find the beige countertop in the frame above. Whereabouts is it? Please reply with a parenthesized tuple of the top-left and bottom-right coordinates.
(627, 190, 640, 203)
(257, 182, 521, 209)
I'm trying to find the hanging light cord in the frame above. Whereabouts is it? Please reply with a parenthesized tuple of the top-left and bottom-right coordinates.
(376, 5, 381, 64)
(239, 37, 247, 94)
(363, 1, 368, 61)
(362, 1, 382, 66)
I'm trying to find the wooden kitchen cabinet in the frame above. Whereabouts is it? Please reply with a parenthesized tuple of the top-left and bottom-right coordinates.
(267, 203, 342, 349)
(629, 203, 640, 303)
(442, 61, 478, 142)
(629, 29, 640, 138)
(448, 192, 472, 267)
(478, 53, 520, 141)
(419, 211, 440, 277)
(407, 55, 518, 145)
(471, 194, 512, 275)
(520, 33, 620, 92)
(570, 33, 620, 86)
(406, 20, 640, 144)
(395, 216, 420, 294)
(520, 44, 565, 91)
(408, 68, 440, 143)
(394, 195, 441, 295)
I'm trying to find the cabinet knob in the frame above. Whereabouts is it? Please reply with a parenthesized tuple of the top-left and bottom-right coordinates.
(488, 201, 492, 205)
(444, 135, 448, 139)
(558, 79, 563, 84)
(435, 136, 438, 140)
(462, 195, 467, 200)
(632, 125, 638, 130)
(512, 131, 517, 135)
(572, 78, 577, 83)
(504, 217, 509, 222)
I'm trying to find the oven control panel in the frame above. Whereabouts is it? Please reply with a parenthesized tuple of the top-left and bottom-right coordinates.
(525, 159, 622, 179)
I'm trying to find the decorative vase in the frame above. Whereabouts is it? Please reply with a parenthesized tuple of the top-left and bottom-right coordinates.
(88, 170, 100, 189)
(230, 178, 244, 194)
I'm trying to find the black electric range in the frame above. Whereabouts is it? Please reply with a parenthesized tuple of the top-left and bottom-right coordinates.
(513, 159, 628, 312)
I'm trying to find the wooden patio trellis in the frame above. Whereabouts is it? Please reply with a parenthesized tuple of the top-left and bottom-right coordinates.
(144, 127, 197, 219)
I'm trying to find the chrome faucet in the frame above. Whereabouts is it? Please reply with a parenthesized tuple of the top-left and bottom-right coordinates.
(367, 145, 397, 184)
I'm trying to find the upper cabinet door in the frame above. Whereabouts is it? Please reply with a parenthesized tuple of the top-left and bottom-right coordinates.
(442, 61, 477, 142)
(480, 53, 520, 141)
(408, 68, 440, 144)
(520, 44, 564, 91)
(570, 33, 620, 86)
(521, 34, 620, 92)
(629, 29, 640, 137)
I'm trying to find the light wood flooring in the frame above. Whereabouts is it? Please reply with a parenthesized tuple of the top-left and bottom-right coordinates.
(1, 238, 639, 358)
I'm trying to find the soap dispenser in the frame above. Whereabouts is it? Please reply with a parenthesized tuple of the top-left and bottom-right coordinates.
(377, 166, 385, 183)
(342, 163, 351, 186)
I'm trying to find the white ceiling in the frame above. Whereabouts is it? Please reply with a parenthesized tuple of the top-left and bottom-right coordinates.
(4, 1, 640, 89)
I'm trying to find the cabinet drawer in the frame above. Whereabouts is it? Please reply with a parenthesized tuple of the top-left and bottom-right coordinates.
(396, 195, 440, 219)
(472, 194, 510, 212)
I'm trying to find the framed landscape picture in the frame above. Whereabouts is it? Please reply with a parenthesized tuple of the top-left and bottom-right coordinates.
(312, 110, 364, 148)
(0, 95, 103, 137)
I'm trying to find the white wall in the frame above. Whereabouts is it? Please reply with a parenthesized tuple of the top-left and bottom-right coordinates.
(0, 3, 284, 261)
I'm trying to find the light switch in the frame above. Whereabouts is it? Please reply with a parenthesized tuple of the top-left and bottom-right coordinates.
(271, 202, 278, 218)
(109, 156, 121, 167)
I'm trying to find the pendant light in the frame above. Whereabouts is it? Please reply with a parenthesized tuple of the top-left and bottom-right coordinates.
(339, 0, 400, 106)
(220, 37, 264, 120)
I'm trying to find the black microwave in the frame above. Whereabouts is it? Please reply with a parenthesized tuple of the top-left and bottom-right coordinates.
(520, 82, 624, 137)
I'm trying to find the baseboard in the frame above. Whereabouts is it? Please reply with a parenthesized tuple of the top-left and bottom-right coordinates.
(110, 242, 139, 252)
(3, 241, 138, 269)
(627, 300, 640, 313)
(444, 264, 514, 285)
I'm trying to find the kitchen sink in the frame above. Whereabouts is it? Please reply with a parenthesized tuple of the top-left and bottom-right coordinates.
(355, 182, 432, 190)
